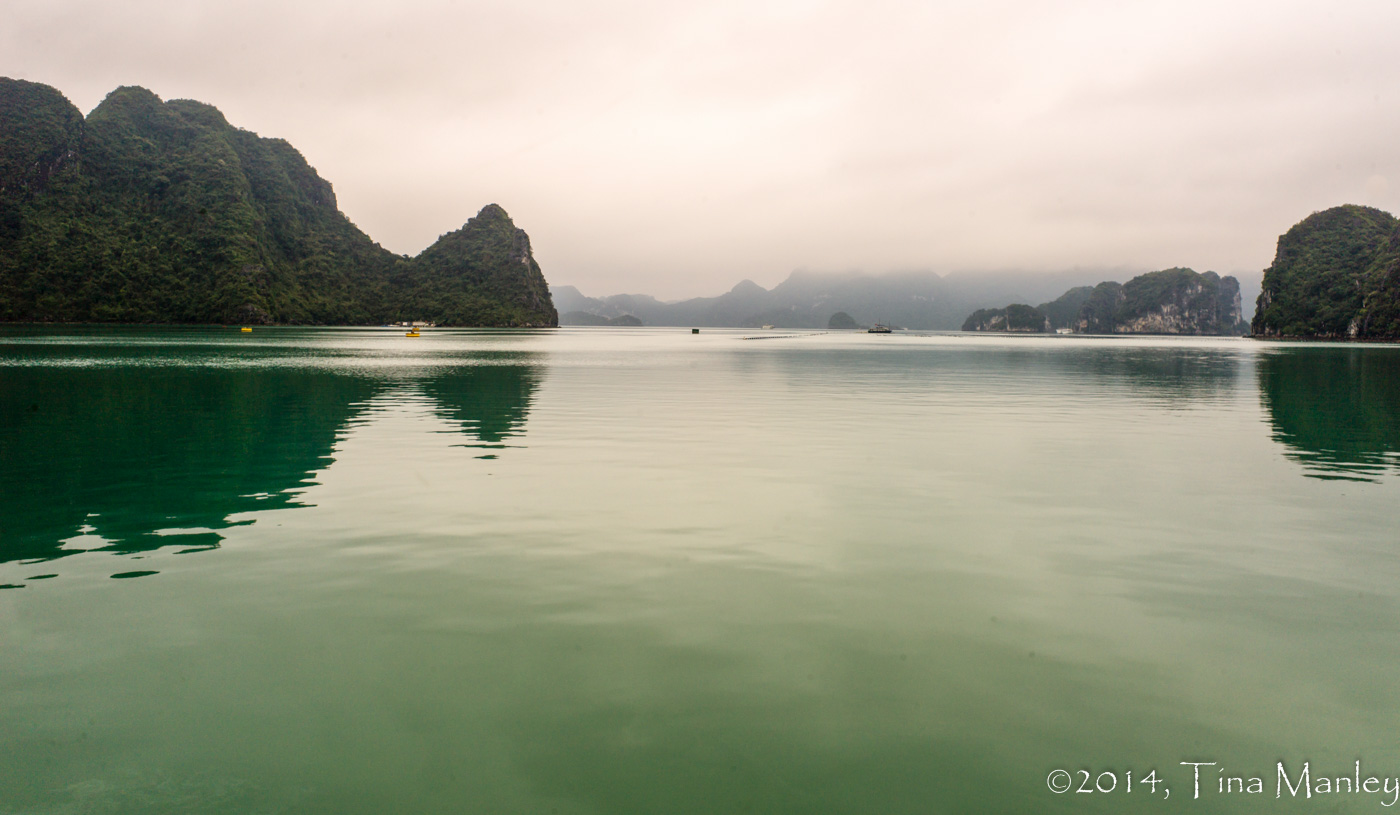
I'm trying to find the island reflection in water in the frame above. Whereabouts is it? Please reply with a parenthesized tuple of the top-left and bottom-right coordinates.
(422, 364, 541, 452)
(7, 335, 1398, 574)
(0, 354, 542, 569)
(1259, 346, 1400, 482)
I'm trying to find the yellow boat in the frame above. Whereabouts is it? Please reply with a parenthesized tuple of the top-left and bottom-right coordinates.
(241, 327, 252, 332)
(406, 329, 420, 337)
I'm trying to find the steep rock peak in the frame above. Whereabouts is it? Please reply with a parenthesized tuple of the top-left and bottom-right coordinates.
(472, 203, 510, 223)
(403, 202, 557, 326)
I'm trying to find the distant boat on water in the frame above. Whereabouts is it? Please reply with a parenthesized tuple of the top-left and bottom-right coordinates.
(868, 324, 892, 333)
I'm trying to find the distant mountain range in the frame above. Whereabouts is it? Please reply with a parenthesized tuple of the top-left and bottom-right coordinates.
(555, 269, 1263, 331)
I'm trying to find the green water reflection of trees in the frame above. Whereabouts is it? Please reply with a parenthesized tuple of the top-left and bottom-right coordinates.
(0, 364, 540, 565)
(1259, 348, 1400, 482)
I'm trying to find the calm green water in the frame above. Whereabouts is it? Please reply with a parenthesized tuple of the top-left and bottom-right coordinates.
(3, 326, 1400, 813)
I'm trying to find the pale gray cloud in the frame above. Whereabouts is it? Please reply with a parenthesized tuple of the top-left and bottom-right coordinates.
(4, 0, 1398, 298)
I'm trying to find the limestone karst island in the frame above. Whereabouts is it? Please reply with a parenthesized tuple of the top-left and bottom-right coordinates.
(0, 78, 556, 327)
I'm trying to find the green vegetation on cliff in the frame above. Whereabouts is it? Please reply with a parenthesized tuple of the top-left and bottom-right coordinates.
(1037, 286, 1094, 330)
(961, 303, 1046, 332)
(1075, 282, 1125, 334)
(1252, 205, 1400, 339)
(0, 79, 556, 326)
(396, 204, 555, 326)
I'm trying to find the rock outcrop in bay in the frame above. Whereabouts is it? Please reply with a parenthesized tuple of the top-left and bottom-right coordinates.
(1252, 205, 1400, 339)
(961, 304, 1047, 332)
(0, 78, 557, 326)
(397, 204, 556, 327)
(827, 311, 859, 329)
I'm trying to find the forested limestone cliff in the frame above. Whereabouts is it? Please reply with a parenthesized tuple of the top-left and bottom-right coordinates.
(0, 79, 556, 326)
(1252, 205, 1400, 340)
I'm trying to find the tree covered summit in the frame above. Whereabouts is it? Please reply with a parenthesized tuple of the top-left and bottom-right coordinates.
(1252, 204, 1400, 339)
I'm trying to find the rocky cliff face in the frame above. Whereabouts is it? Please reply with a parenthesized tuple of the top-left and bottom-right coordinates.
(0, 79, 555, 326)
(1071, 269, 1245, 335)
(965, 269, 1246, 335)
(1252, 205, 1400, 339)
(1116, 269, 1244, 334)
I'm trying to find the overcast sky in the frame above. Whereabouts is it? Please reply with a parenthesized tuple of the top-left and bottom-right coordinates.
(5, 0, 1398, 299)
